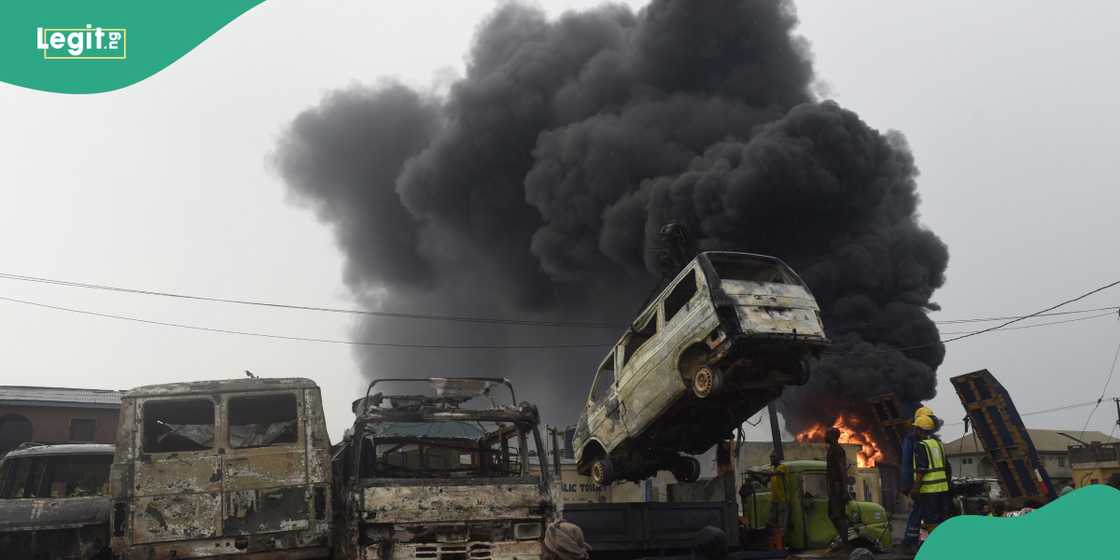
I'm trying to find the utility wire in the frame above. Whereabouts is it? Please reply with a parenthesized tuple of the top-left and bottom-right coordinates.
(894, 278, 1120, 352)
(0, 272, 619, 329)
(942, 398, 1110, 427)
(1078, 330, 1120, 440)
(934, 305, 1120, 325)
(0, 295, 611, 350)
(938, 310, 1117, 336)
(1, 270, 1116, 330)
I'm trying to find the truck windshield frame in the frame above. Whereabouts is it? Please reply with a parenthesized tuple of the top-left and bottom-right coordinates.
(354, 418, 543, 483)
(0, 453, 112, 498)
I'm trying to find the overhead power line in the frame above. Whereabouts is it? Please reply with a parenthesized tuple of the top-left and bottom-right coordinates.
(0, 295, 611, 351)
(2, 270, 1118, 332)
(938, 310, 1117, 336)
(942, 398, 1110, 428)
(1078, 332, 1120, 440)
(0, 272, 620, 329)
(894, 278, 1120, 352)
(934, 305, 1120, 325)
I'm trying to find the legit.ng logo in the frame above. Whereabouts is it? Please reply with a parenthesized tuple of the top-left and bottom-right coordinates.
(36, 25, 127, 60)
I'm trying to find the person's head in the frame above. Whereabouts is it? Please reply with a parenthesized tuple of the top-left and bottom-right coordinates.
(848, 548, 875, 560)
(691, 526, 728, 560)
(542, 521, 591, 560)
(992, 500, 1007, 516)
(826, 427, 841, 445)
(980, 502, 992, 514)
(770, 451, 781, 467)
(913, 415, 935, 435)
(914, 406, 934, 420)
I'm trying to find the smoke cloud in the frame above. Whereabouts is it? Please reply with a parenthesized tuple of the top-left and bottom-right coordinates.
(274, 0, 948, 432)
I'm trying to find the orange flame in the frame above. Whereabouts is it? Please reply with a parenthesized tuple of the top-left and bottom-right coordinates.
(795, 414, 885, 468)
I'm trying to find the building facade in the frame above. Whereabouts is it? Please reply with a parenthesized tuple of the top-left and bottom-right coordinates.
(943, 428, 1119, 488)
(0, 386, 121, 454)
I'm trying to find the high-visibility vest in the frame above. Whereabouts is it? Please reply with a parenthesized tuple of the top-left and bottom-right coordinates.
(914, 438, 949, 494)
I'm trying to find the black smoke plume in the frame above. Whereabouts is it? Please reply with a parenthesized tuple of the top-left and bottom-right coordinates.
(274, 0, 948, 433)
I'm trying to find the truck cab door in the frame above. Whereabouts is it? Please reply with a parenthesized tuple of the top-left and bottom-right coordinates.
(798, 471, 837, 549)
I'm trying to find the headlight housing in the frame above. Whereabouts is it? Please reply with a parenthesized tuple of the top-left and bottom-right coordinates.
(513, 522, 542, 540)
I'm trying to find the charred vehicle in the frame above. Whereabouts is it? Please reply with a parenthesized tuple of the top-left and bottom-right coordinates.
(576, 252, 828, 485)
(334, 377, 555, 560)
(110, 377, 332, 559)
(0, 443, 114, 559)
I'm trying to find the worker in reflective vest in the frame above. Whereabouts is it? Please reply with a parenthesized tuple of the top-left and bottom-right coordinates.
(903, 415, 952, 550)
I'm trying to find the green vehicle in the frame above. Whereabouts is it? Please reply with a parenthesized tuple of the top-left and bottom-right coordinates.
(741, 460, 892, 551)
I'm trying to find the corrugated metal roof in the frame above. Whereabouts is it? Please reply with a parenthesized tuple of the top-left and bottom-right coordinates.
(0, 386, 121, 409)
(945, 429, 1119, 455)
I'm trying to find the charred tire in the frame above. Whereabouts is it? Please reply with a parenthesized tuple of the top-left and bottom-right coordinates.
(671, 456, 701, 483)
(590, 456, 616, 486)
(691, 365, 723, 398)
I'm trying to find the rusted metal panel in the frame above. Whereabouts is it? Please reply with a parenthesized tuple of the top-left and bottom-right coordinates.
(362, 484, 544, 524)
(224, 452, 307, 489)
(133, 492, 222, 543)
(125, 377, 319, 398)
(0, 496, 111, 532)
(135, 454, 222, 495)
(222, 486, 309, 534)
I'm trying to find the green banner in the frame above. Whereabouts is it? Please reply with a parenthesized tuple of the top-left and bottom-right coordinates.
(1, 1, 265, 94)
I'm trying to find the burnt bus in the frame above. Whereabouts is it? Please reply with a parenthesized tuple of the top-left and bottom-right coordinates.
(110, 377, 332, 559)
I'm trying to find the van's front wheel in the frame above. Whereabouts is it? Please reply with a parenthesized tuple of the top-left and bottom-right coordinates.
(691, 365, 723, 398)
(590, 456, 616, 486)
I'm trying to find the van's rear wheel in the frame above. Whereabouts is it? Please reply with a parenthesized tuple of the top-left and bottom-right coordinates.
(590, 456, 616, 486)
(671, 456, 701, 483)
(692, 365, 723, 398)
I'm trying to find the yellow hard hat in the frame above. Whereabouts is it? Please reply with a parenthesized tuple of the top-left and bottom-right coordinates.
(914, 415, 935, 431)
(914, 406, 934, 420)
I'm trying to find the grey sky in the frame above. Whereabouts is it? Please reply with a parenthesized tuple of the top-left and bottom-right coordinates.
(2, 1, 1119, 443)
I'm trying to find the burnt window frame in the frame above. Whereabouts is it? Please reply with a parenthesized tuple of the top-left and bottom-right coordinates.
(622, 310, 659, 368)
(141, 397, 217, 454)
(226, 391, 302, 450)
(663, 268, 699, 324)
(68, 418, 97, 442)
(589, 351, 617, 405)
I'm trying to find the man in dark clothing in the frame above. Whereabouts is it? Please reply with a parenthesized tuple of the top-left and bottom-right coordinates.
(691, 526, 728, 560)
(825, 427, 851, 551)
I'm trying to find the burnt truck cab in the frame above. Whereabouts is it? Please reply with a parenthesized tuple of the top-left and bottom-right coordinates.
(334, 377, 555, 560)
(0, 443, 115, 559)
(575, 252, 829, 485)
(110, 377, 332, 559)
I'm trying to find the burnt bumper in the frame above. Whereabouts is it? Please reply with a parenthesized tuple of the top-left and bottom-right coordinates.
(116, 527, 330, 559)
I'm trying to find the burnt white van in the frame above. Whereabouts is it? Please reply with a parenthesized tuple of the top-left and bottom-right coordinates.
(575, 252, 828, 485)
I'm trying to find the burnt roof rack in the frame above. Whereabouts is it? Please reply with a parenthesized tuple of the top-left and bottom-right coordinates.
(362, 377, 517, 415)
